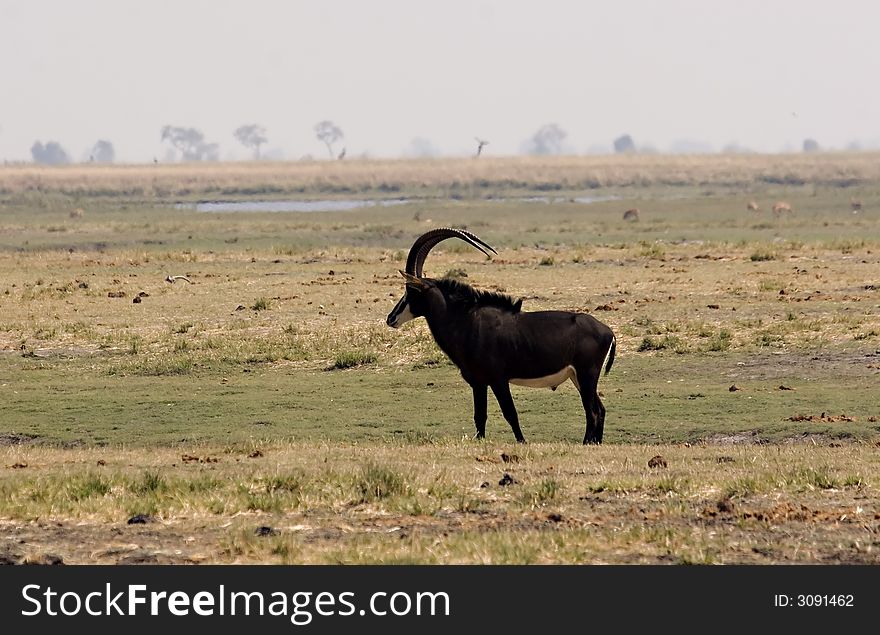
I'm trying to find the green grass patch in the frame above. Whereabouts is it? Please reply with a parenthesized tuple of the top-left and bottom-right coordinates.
(750, 250, 777, 262)
(638, 335, 688, 353)
(251, 297, 272, 311)
(354, 463, 409, 503)
(329, 349, 378, 370)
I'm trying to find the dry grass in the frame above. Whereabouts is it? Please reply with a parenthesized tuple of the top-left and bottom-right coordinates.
(2, 152, 880, 198)
(2, 239, 876, 368)
(1, 441, 878, 564)
(2, 175, 880, 564)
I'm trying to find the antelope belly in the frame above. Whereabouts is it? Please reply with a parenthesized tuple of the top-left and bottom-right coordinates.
(510, 366, 576, 389)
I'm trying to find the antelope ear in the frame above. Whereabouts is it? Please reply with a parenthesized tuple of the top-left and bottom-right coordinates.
(399, 270, 429, 288)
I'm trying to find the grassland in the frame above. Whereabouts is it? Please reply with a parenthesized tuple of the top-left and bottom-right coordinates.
(2, 152, 880, 199)
(1, 156, 879, 563)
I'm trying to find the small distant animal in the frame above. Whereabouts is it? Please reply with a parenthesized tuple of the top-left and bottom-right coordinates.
(747, 201, 760, 212)
(850, 198, 863, 213)
(165, 275, 193, 284)
(772, 201, 792, 217)
(69, 208, 84, 219)
(623, 208, 640, 221)
(337, 147, 346, 160)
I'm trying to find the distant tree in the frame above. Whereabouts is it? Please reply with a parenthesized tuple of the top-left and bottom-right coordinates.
(613, 134, 636, 154)
(31, 141, 70, 165)
(90, 139, 115, 163)
(802, 138, 820, 152)
(160, 125, 219, 161)
(474, 137, 489, 157)
(405, 137, 440, 158)
(314, 120, 344, 159)
(233, 124, 268, 159)
(525, 123, 567, 155)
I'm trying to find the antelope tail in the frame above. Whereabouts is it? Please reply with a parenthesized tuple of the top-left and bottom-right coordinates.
(604, 336, 616, 375)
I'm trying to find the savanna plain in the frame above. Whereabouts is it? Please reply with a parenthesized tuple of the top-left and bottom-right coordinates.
(1, 155, 879, 564)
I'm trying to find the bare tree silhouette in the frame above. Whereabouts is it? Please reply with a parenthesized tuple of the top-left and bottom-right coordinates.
(314, 120, 344, 159)
(160, 126, 219, 161)
(524, 124, 567, 155)
(233, 124, 268, 160)
(613, 134, 636, 154)
(475, 137, 489, 157)
(406, 137, 439, 157)
(90, 140, 115, 163)
(31, 141, 70, 165)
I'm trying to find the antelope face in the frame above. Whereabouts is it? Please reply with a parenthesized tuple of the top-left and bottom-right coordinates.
(386, 271, 433, 328)
(386, 229, 496, 328)
(386, 292, 416, 328)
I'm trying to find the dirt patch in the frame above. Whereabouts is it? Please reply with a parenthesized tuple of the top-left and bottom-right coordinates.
(0, 432, 40, 446)
(701, 431, 767, 445)
(1, 521, 205, 565)
(0, 544, 24, 565)
(726, 349, 880, 381)
(780, 433, 856, 445)
(788, 413, 857, 423)
(740, 502, 861, 524)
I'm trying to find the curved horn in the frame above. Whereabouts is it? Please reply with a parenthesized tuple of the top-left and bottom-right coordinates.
(405, 228, 497, 278)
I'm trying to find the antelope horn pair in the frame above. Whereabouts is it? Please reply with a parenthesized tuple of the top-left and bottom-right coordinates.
(404, 228, 497, 279)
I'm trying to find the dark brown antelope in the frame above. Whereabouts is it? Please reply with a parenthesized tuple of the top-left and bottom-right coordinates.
(386, 228, 617, 444)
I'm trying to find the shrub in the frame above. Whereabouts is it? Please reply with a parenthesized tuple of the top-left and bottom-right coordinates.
(330, 350, 377, 370)
(251, 297, 272, 311)
(355, 463, 408, 503)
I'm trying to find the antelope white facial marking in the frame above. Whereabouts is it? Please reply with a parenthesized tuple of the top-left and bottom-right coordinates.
(386, 295, 416, 328)
(511, 366, 578, 391)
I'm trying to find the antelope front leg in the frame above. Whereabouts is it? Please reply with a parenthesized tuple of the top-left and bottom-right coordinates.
(472, 383, 488, 439)
(491, 382, 526, 443)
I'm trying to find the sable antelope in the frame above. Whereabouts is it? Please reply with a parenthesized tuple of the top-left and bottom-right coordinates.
(747, 201, 760, 212)
(386, 228, 617, 444)
(623, 208, 640, 221)
(772, 201, 792, 217)
(851, 198, 863, 213)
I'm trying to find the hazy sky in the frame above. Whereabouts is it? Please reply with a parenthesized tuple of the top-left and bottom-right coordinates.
(1, 0, 878, 162)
